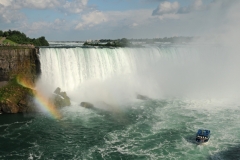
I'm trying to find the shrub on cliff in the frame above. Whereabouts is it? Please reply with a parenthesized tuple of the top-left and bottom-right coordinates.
(2, 29, 49, 46)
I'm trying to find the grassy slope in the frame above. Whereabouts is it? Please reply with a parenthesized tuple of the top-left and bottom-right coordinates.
(0, 36, 18, 45)
(3, 39, 18, 45)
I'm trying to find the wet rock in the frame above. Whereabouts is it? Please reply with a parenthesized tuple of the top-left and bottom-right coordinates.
(80, 102, 94, 108)
(136, 94, 150, 100)
(54, 87, 61, 95)
(51, 87, 71, 108)
(0, 100, 19, 113)
(59, 91, 71, 106)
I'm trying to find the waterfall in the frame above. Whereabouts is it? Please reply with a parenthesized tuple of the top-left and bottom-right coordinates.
(39, 45, 240, 101)
(39, 47, 194, 90)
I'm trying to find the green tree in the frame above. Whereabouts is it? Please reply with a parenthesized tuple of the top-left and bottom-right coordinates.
(0, 30, 3, 37)
(3, 31, 9, 37)
(32, 39, 41, 46)
(3, 29, 49, 46)
(38, 36, 49, 46)
(119, 38, 131, 47)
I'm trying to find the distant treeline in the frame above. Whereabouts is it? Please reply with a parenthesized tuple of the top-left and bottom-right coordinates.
(98, 36, 195, 43)
(0, 30, 49, 46)
(84, 37, 196, 48)
(84, 38, 142, 47)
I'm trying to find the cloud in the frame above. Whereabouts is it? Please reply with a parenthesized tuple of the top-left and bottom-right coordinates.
(0, 0, 13, 7)
(16, 18, 73, 38)
(0, 4, 25, 23)
(38, 0, 240, 40)
(178, 0, 204, 14)
(156, 13, 179, 20)
(152, 1, 180, 16)
(62, 0, 88, 13)
(75, 9, 153, 30)
(152, 0, 208, 17)
(130, 23, 139, 28)
(75, 11, 107, 30)
(0, 0, 88, 12)
(1, 0, 240, 41)
(145, 0, 166, 2)
(0, 0, 89, 30)
(152, 0, 235, 17)
(20, 0, 61, 9)
(0, 0, 61, 10)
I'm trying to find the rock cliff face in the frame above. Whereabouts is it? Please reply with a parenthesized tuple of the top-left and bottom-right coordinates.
(0, 46, 41, 113)
(0, 46, 40, 83)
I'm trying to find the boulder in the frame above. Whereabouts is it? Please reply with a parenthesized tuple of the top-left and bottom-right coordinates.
(0, 100, 19, 113)
(59, 91, 71, 105)
(80, 102, 94, 108)
(136, 94, 150, 100)
(54, 87, 61, 95)
(50, 87, 71, 108)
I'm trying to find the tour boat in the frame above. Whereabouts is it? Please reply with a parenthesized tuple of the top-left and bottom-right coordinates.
(196, 129, 210, 144)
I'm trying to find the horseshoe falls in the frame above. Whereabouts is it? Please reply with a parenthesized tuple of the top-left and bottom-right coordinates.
(1, 45, 240, 159)
(39, 47, 164, 91)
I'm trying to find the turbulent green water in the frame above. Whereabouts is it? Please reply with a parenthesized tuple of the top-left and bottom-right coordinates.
(1, 99, 240, 159)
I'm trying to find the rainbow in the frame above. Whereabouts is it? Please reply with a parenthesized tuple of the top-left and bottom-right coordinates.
(16, 76, 62, 119)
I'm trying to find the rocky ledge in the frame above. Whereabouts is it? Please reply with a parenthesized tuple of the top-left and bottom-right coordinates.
(0, 78, 36, 113)
(0, 77, 71, 114)
(51, 87, 71, 108)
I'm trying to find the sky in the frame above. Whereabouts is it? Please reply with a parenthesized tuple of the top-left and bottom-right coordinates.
(0, 0, 239, 41)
